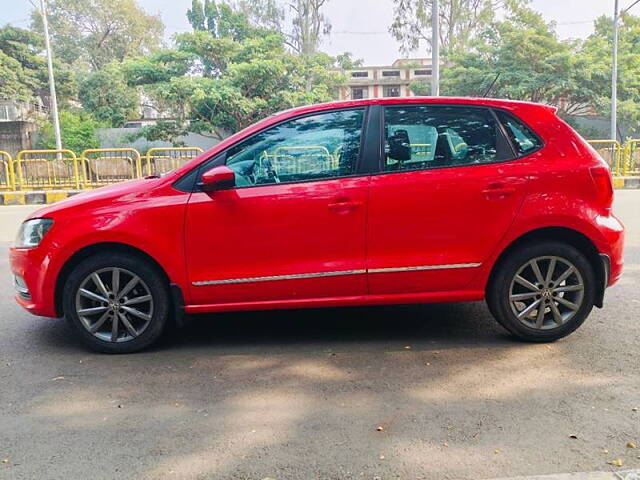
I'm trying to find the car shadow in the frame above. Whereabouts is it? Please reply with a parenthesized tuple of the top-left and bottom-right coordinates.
(161, 301, 514, 354)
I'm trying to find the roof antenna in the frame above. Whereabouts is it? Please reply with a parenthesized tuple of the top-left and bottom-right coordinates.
(481, 73, 500, 97)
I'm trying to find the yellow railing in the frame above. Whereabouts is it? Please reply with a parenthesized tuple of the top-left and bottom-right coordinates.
(587, 140, 623, 175)
(0, 151, 15, 190)
(15, 150, 80, 190)
(81, 148, 141, 187)
(142, 147, 203, 176)
(624, 139, 640, 176)
(273, 145, 334, 173)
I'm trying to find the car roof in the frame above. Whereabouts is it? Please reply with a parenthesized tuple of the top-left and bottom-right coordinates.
(270, 96, 558, 120)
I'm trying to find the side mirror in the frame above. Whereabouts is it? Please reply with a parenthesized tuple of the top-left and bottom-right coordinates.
(198, 165, 236, 192)
(388, 129, 412, 161)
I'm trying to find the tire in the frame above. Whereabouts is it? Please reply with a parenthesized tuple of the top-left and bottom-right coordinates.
(63, 252, 170, 353)
(487, 241, 596, 342)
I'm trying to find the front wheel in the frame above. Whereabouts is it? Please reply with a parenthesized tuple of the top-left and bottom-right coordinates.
(487, 241, 596, 342)
(63, 253, 170, 353)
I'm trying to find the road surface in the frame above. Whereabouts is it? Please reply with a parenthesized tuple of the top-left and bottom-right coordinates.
(1, 192, 639, 479)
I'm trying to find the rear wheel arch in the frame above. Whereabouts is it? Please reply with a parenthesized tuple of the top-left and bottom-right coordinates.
(487, 227, 604, 302)
(54, 242, 171, 317)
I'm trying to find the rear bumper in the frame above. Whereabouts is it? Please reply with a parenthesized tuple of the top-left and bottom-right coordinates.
(595, 213, 624, 287)
(9, 245, 58, 317)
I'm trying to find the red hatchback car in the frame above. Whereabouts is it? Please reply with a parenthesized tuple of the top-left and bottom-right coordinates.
(10, 97, 624, 353)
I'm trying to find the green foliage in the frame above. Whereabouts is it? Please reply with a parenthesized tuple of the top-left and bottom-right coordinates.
(128, 3, 343, 142)
(579, 13, 640, 134)
(0, 25, 76, 104)
(441, 4, 594, 115)
(37, 110, 102, 152)
(78, 63, 139, 127)
(335, 52, 364, 70)
(125, 121, 187, 147)
(187, 0, 254, 41)
(31, 0, 164, 70)
(409, 80, 431, 96)
(0, 26, 44, 101)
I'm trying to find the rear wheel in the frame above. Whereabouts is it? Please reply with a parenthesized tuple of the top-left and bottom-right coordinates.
(487, 241, 596, 342)
(63, 253, 170, 353)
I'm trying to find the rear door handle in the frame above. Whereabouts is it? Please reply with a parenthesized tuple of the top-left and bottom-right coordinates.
(482, 184, 516, 200)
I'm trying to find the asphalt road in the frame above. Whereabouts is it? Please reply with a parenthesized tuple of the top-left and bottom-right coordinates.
(1, 192, 639, 480)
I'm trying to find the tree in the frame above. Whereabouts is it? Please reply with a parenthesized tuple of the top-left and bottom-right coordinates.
(335, 52, 364, 70)
(578, 13, 640, 135)
(37, 110, 102, 152)
(236, 0, 284, 31)
(287, 0, 331, 56)
(187, 0, 254, 40)
(0, 26, 44, 101)
(0, 25, 76, 104)
(390, 0, 518, 58)
(127, 3, 343, 143)
(78, 63, 139, 127)
(441, 4, 593, 116)
(31, 0, 164, 70)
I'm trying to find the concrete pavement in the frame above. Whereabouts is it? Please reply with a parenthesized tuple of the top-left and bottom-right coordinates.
(0, 191, 639, 479)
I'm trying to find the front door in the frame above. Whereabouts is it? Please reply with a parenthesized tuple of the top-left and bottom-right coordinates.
(185, 108, 370, 306)
(367, 104, 539, 294)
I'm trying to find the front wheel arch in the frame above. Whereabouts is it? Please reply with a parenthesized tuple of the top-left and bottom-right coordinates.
(487, 227, 605, 307)
(54, 242, 172, 317)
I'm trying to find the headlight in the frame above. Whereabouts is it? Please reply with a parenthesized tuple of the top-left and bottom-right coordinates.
(15, 218, 54, 249)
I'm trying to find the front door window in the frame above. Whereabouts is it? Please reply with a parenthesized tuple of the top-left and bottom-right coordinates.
(225, 109, 365, 187)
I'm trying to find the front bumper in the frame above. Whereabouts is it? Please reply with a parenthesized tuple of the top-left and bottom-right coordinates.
(9, 245, 59, 317)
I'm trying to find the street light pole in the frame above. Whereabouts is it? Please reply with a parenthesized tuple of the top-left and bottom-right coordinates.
(611, 0, 619, 141)
(611, 0, 640, 141)
(40, 0, 62, 150)
(431, 0, 440, 96)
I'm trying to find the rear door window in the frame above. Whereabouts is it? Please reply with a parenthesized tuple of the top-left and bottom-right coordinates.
(383, 105, 512, 171)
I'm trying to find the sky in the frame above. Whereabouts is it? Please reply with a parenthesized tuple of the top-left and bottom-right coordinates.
(0, 0, 618, 65)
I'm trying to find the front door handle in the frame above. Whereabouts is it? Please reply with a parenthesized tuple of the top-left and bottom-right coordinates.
(328, 198, 361, 212)
(482, 184, 516, 200)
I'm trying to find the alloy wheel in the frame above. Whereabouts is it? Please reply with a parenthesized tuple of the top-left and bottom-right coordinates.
(74, 267, 154, 343)
(508, 256, 585, 330)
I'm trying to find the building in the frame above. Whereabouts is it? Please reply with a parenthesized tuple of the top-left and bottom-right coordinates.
(336, 58, 434, 101)
(0, 99, 48, 155)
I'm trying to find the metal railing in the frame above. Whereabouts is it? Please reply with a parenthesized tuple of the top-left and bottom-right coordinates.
(15, 149, 80, 189)
(0, 151, 15, 190)
(142, 147, 203, 176)
(81, 148, 141, 187)
(587, 140, 623, 174)
(624, 139, 640, 176)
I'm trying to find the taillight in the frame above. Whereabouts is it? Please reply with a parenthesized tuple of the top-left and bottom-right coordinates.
(590, 166, 613, 210)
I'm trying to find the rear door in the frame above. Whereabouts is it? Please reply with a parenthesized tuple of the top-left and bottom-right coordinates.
(366, 104, 539, 294)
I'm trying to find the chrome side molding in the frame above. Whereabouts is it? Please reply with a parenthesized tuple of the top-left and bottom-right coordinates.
(192, 263, 482, 286)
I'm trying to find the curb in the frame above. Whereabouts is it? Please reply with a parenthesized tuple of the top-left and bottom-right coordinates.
(613, 177, 640, 189)
(492, 470, 640, 480)
(0, 190, 82, 206)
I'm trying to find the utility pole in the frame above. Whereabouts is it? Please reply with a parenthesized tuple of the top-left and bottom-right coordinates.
(431, 0, 440, 96)
(40, 0, 62, 150)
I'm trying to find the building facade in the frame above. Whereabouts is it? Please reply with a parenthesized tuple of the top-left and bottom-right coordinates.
(336, 58, 433, 101)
